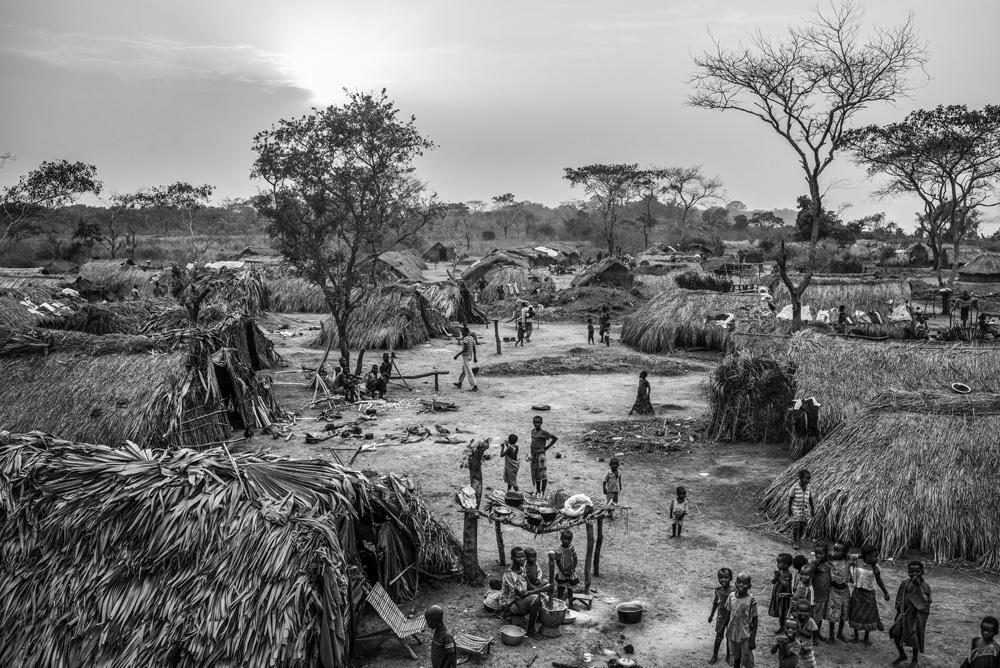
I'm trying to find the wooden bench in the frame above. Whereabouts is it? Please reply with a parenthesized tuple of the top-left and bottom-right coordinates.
(355, 582, 426, 660)
(571, 592, 594, 610)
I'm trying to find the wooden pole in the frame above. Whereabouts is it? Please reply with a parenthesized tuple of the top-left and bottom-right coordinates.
(547, 551, 557, 606)
(493, 318, 501, 355)
(594, 516, 604, 578)
(584, 520, 595, 593)
(495, 520, 505, 566)
(354, 349, 365, 377)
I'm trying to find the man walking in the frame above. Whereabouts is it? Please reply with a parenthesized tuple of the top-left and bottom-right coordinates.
(453, 326, 479, 392)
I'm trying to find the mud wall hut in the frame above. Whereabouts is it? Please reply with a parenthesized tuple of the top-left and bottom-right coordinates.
(422, 241, 457, 263)
(958, 252, 1000, 284)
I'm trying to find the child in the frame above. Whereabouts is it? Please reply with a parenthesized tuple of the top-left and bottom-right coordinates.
(889, 560, 931, 667)
(629, 370, 654, 415)
(669, 486, 688, 538)
(523, 547, 547, 589)
(961, 616, 1000, 668)
(130, 283, 140, 300)
(786, 469, 814, 549)
(789, 564, 815, 616)
(515, 319, 525, 347)
(790, 554, 809, 591)
(825, 540, 852, 643)
(848, 545, 890, 645)
(364, 364, 386, 399)
(809, 543, 831, 642)
(602, 457, 622, 520)
(708, 567, 735, 665)
(587, 316, 595, 344)
(770, 618, 802, 668)
(769, 553, 794, 632)
(499, 434, 520, 492)
(554, 529, 579, 602)
(424, 604, 457, 668)
(792, 600, 820, 664)
(725, 573, 759, 668)
(529, 415, 557, 496)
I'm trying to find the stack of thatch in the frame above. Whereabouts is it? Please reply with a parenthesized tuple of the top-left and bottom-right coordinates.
(414, 280, 488, 324)
(706, 350, 797, 443)
(769, 275, 911, 315)
(460, 252, 529, 287)
(266, 276, 328, 312)
(761, 390, 1000, 569)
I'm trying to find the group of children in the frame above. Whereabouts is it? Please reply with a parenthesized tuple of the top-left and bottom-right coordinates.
(585, 305, 613, 346)
(707, 540, 971, 668)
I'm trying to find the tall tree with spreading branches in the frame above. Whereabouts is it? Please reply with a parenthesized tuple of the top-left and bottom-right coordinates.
(688, 1, 927, 327)
(632, 167, 669, 249)
(251, 89, 440, 366)
(663, 166, 725, 228)
(490, 193, 520, 238)
(843, 104, 1000, 286)
(0, 159, 102, 245)
(563, 163, 642, 255)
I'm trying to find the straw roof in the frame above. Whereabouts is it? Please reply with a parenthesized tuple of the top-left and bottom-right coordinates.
(769, 275, 911, 314)
(360, 250, 426, 282)
(570, 257, 632, 289)
(266, 276, 328, 312)
(460, 252, 529, 285)
(414, 280, 488, 324)
(621, 285, 763, 352)
(706, 350, 797, 443)
(0, 294, 45, 329)
(761, 390, 1000, 569)
(959, 252, 1000, 278)
(477, 265, 555, 304)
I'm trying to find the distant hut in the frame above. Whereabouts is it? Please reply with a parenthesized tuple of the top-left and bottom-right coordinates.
(958, 252, 1000, 284)
(570, 257, 632, 289)
(460, 252, 529, 286)
(360, 250, 426, 282)
(545, 243, 582, 265)
(906, 243, 932, 267)
(422, 241, 457, 263)
(761, 390, 1000, 569)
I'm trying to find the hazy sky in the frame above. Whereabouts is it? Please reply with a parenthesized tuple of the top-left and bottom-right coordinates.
(2, 0, 999, 231)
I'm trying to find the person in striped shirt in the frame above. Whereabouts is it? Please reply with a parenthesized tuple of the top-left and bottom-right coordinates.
(787, 469, 815, 549)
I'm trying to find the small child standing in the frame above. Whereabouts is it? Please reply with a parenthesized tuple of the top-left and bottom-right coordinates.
(515, 320, 525, 347)
(725, 573, 759, 668)
(769, 553, 794, 632)
(602, 457, 622, 520)
(789, 564, 815, 616)
(587, 316, 595, 344)
(792, 600, 820, 665)
(669, 486, 688, 538)
(554, 529, 579, 602)
(708, 567, 735, 665)
(809, 543, 832, 642)
(848, 545, 890, 645)
(770, 618, 802, 668)
(961, 616, 1000, 668)
(790, 554, 809, 591)
(425, 604, 457, 668)
(889, 560, 931, 667)
(825, 540, 852, 644)
(499, 434, 520, 492)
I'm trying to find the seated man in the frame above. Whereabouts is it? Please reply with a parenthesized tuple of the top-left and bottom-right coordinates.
(500, 547, 550, 640)
(330, 366, 360, 402)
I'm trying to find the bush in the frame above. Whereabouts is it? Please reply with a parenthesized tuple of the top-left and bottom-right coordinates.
(828, 257, 864, 274)
(674, 270, 733, 292)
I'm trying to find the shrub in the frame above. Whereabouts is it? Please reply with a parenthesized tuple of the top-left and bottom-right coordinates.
(674, 270, 733, 292)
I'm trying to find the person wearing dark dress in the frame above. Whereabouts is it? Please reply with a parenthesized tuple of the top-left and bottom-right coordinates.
(629, 370, 654, 415)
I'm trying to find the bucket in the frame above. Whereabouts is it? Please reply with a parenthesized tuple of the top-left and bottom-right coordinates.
(616, 602, 644, 624)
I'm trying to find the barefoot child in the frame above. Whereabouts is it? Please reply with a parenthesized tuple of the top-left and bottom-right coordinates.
(809, 544, 831, 642)
(523, 547, 547, 588)
(789, 564, 815, 618)
(770, 618, 802, 668)
(602, 457, 622, 519)
(848, 545, 890, 645)
(669, 486, 688, 538)
(825, 540, 852, 644)
(499, 434, 520, 492)
(791, 554, 809, 591)
(769, 553, 794, 633)
(554, 529, 579, 603)
(529, 416, 558, 496)
(587, 316, 595, 344)
(786, 470, 814, 549)
(792, 600, 820, 666)
(425, 605, 457, 668)
(961, 616, 1000, 668)
(725, 573, 759, 668)
(708, 567, 735, 665)
(889, 560, 931, 667)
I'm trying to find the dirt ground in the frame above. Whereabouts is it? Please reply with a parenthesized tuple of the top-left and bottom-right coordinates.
(256, 311, 997, 668)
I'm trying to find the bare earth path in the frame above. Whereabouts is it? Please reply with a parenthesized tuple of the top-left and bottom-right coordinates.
(258, 316, 995, 668)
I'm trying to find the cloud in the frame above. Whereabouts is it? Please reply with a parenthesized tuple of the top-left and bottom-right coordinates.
(567, 5, 802, 33)
(1, 27, 299, 90)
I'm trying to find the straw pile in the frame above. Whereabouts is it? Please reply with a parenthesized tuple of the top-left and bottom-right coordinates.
(770, 276, 911, 314)
(266, 276, 328, 312)
(79, 261, 153, 298)
(414, 280, 488, 324)
(706, 350, 797, 443)
(621, 286, 762, 352)
(761, 390, 1000, 569)
(734, 334, 1000, 435)
(0, 294, 45, 329)
(0, 434, 370, 667)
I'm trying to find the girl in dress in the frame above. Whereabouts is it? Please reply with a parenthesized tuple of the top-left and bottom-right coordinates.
(499, 434, 520, 492)
(629, 370, 654, 415)
(849, 545, 891, 646)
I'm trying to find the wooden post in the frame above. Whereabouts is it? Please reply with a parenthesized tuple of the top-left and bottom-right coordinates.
(434, 373, 439, 392)
(493, 319, 501, 355)
(594, 516, 604, 578)
(547, 551, 557, 606)
(584, 519, 595, 593)
(354, 349, 365, 376)
(495, 520, 505, 566)
(461, 439, 489, 585)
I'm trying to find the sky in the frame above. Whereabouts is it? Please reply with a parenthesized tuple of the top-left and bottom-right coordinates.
(2, 0, 999, 233)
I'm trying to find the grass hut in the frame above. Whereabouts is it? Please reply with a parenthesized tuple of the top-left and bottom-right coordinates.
(311, 283, 452, 350)
(907, 242, 932, 267)
(761, 390, 1000, 569)
(621, 286, 762, 352)
(706, 350, 797, 443)
(958, 252, 1000, 283)
(0, 329, 285, 446)
(0, 434, 462, 667)
(570, 257, 632, 289)
(266, 277, 328, 312)
(770, 275, 911, 315)
(0, 294, 45, 329)
(422, 241, 457, 263)
(360, 250, 426, 282)
(460, 252, 529, 285)
(413, 280, 488, 324)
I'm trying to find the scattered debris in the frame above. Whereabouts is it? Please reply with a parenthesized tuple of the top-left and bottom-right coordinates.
(419, 399, 459, 413)
(583, 417, 705, 456)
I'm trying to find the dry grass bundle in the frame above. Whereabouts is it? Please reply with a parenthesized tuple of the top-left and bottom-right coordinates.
(211, 267, 270, 315)
(770, 276, 911, 314)
(0, 436, 370, 667)
(479, 266, 555, 304)
(621, 287, 762, 352)
(0, 295, 45, 329)
(38, 299, 173, 335)
(79, 260, 154, 298)
(266, 276, 328, 312)
(734, 335, 1000, 434)
(761, 390, 1000, 569)
(706, 350, 797, 443)
(416, 280, 462, 319)
(674, 270, 733, 292)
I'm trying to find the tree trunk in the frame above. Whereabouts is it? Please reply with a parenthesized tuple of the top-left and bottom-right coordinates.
(948, 237, 961, 287)
(462, 440, 488, 585)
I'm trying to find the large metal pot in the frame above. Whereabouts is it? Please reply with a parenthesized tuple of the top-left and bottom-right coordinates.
(616, 602, 644, 624)
(500, 625, 525, 646)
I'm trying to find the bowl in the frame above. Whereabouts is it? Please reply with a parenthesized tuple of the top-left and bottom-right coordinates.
(525, 513, 542, 528)
(539, 507, 558, 522)
(617, 659, 637, 667)
(493, 506, 513, 518)
(616, 602, 644, 624)
(561, 609, 578, 625)
(500, 625, 526, 646)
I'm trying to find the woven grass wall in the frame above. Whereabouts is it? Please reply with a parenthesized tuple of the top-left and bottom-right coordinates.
(761, 390, 1000, 569)
(706, 350, 797, 443)
(771, 276, 911, 314)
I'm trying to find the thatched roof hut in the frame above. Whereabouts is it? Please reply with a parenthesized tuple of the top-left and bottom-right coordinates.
(266, 277, 328, 313)
(414, 280, 488, 324)
(621, 286, 762, 352)
(460, 252, 529, 286)
(906, 242, 933, 266)
(0, 433, 464, 667)
(422, 241, 458, 262)
(769, 275, 911, 315)
(706, 350, 797, 443)
(311, 283, 452, 350)
(958, 252, 1000, 283)
(761, 390, 1000, 569)
(360, 250, 426, 282)
(570, 257, 632, 289)
(0, 329, 285, 447)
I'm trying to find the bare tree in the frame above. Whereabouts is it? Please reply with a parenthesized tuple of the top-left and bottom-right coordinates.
(664, 166, 725, 227)
(688, 1, 927, 326)
(632, 168, 669, 249)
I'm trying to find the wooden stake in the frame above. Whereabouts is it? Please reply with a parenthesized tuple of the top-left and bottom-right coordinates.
(584, 520, 595, 593)
(493, 318, 501, 355)
(495, 519, 505, 566)
(594, 516, 604, 578)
